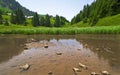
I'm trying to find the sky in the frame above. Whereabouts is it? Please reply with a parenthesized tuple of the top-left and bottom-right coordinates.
(16, 0, 94, 21)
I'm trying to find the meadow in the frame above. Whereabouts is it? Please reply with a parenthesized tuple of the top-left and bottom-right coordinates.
(0, 25, 120, 35)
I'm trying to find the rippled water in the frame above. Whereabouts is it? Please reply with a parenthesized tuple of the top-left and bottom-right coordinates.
(0, 34, 120, 75)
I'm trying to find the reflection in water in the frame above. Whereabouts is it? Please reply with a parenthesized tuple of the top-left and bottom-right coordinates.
(0, 34, 120, 75)
(77, 35, 120, 71)
(0, 37, 25, 63)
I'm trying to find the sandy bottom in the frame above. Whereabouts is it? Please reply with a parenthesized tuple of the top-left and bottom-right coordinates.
(0, 39, 119, 75)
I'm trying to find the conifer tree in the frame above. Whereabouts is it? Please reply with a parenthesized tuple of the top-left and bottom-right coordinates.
(10, 12, 16, 24)
(39, 16, 45, 26)
(15, 8, 26, 24)
(45, 14, 51, 27)
(10, 8, 26, 24)
(0, 10, 3, 24)
(54, 15, 60, 27)
(32, 12, 39, 27)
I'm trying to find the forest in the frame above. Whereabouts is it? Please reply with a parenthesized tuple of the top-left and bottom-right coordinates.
(71, 0, 120, 26)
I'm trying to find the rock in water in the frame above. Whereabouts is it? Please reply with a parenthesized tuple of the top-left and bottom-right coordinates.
(24, 47, 28, 49)
(101, 71, 110, 75)
(77, 48, 81, 51)
(91, 72, 99, 75)
(19, 64, 30, 70)
(78, 63, 88, 69)
(56, 52, 62, 55)
(44, 45, 48, 48)
(73, 67, 81, 72)
(48, 71, 53, 75)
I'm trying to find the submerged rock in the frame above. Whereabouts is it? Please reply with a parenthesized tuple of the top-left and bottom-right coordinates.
(44, 45, 48, 48)
(91, 72, 99, 75)
(96, 48, 100, 51)
(84, 44, 88, 48)
(24, 47, 28, 49)
(19, 64, 30, 70)
(56, 52, 62, 55)
(44, 43, 48, 48)
(73, 67, 81, 72)
(101, 71, 110, 75)
(48, 71, 53, 75)
(77, 48, 81, 51)
(78, 63, 88, 70)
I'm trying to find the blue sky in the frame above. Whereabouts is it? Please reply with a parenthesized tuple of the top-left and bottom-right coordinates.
(16, 0, 94, 21)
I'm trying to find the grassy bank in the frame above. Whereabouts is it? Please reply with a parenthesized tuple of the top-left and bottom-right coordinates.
(70, 14, 120, 27)
(0, 25, 120, 34)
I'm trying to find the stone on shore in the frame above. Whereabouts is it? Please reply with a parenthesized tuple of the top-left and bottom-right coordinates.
(73, 67, 81, 72)
(19, 64, 30, 70)
(91, 72, 99, 75)
(101, 71, 110, 75)
(78, 63, 88, 69)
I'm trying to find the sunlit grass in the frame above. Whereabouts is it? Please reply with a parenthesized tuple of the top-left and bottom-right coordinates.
(0, 25, 120, 34)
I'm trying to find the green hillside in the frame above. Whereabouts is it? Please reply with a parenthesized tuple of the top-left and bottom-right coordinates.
(0, 6, 11, 14)
(96, 14, 120, 26)
(0, 0, 34, 15)
(71, 14, 120, 27)
(71, 0, 120, 26)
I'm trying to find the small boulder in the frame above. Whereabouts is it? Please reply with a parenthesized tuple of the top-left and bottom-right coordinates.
(31, 38, 37, 42)
(78, 63, 88, 70)
(96, 48, 100, 51)
(24, 47, 28, 49)
(44, 43, 48, 48)
(48, 71, 53, 75)
(101, 71, 110, 75)
(73, 67, 81, 72)
(44, 45, 48, 48)
(56, 52, 62, 55)
(19, 64, 30, 70)
(77, 48, 81, 51)
(84, 44, 88, 47)
(91, 72, 99, 75)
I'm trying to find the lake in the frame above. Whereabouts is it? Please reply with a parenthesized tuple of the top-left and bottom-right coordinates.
(0, 34, 120, 75)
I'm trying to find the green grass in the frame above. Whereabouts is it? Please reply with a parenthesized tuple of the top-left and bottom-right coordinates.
(70, 14, 120, 27)
(0, 6, 11, 13)
(0, 14, 120, 35)
(0, 25, 120, 34)
(96, 14, 120, 26)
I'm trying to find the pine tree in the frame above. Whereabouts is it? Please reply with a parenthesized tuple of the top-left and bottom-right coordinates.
(10, 8, 26, 24)
(71, 16, 76, 25)
(32, 12, 39, 27)
(111, 0, 120, 15)
(15, 8, 26, 24)
(39, 16, 45, 26)
(54, 15, 60, 27)
(59, 16, 68, 25)
(10, 12, 16, 24)
(45, 14, 51, 27)
(0, 10, 3, 24)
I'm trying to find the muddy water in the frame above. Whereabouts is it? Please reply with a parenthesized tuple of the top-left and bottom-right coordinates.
(0, 34, 120, 75)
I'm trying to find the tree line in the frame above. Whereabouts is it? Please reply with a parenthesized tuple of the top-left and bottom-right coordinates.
(0, 10, 9, 26)
(71, 0, 120, 26)
(10, 8, 69, 27)
(32, 12, 69, 27)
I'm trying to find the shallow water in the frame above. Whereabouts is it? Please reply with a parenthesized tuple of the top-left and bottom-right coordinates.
(0, 34, 120, 75)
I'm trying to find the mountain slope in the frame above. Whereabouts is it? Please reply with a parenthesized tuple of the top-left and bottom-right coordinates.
(71, 0, 120, 26)
(71, 14, 120, 27)
(0, 0, 34, 15)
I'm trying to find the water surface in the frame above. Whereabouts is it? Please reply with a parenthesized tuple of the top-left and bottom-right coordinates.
(0, 34, 120, 75)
